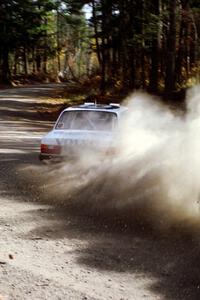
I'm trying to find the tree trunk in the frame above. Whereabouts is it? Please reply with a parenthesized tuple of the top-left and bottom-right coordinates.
(57, 10, 61, 73)
(43, 18, 48, 74)
(13, 52, 18, 76)
(0, 49, 11, 84)
(43, 52, 47, 74)
(23, 46, 28, 75)
(32, 46, 36, 73)
(100, 0, 106, 95)
(92, 0, 102, 66)
(36, 54, 41, 73)
(164, 0, 177, 99)
(149, 0, 160, 93)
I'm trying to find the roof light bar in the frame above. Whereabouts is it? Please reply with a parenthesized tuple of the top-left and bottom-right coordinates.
(84, 102, 95, 105)
(109, 103, 120, 107)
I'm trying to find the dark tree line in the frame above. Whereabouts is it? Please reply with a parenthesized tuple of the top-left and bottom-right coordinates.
(88, 0, 200, 98)
(0, 0, 56, 84)
(0, 0, 200, 99)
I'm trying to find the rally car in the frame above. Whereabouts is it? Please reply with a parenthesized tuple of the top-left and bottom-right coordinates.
(39, 102, 127, 161)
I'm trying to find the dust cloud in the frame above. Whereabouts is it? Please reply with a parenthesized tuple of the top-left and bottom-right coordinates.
(27, 86, 200, 232)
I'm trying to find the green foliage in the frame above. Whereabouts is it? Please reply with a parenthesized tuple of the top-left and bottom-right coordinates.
(0, 0, 200, 98)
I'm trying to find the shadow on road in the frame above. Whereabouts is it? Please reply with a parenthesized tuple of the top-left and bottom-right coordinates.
(1, 151, 200, 300)
(0, 84, 70, 129)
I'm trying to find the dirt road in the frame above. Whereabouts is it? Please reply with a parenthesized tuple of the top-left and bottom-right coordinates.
(0, 84, 199, 300)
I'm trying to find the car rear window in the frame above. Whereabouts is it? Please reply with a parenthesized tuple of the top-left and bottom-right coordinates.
(55, 110, 117, 131)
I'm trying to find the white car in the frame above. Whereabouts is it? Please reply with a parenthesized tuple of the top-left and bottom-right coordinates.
(39, 102, 127, 161)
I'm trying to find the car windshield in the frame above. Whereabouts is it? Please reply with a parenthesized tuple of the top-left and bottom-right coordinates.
(55, 110, 117, 131)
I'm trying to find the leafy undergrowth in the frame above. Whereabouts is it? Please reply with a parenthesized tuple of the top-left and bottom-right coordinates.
(36, 83, 89, 121)
(36, 80, 126, 121)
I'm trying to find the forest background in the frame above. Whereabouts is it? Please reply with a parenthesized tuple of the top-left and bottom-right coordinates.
(0, 0, 200, 102)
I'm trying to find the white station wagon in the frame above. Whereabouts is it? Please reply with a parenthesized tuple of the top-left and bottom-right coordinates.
(39, 102, 127, 161)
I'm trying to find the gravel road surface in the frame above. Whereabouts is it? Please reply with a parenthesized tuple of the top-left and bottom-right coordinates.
(0, 84, 199, 300)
